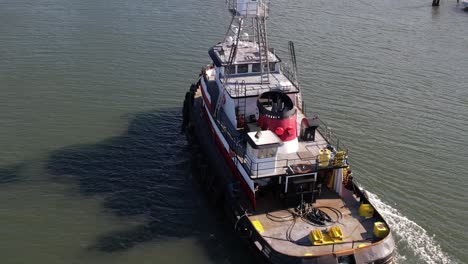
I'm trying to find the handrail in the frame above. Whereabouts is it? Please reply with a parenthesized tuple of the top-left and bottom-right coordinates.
(316, 118, 348, 153)
(222, 75, 295, 96)
(216, 117, 348, 178)
(243, 151, 348, 178)
(226, 0, 270, 17)
(280, 63, 299, 87)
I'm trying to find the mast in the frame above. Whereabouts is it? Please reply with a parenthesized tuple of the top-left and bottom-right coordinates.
(225, 0, 271, 84)
(214, 0, 271, 119)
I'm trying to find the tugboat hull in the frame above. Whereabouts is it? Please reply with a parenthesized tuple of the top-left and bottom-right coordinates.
(183, 87, 395, 264)
(181, 1, 396, 262)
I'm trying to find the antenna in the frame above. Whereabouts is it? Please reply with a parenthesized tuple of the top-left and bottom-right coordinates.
(288, 41, 304, 111)
(288, 41, 299, 87)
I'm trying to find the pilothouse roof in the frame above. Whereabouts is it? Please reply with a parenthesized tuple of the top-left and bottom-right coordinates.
(209, 41, 280, 66)
(208, 41, 299, 98)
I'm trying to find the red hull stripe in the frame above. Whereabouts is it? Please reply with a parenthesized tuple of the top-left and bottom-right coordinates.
(199, 94, 256, 208)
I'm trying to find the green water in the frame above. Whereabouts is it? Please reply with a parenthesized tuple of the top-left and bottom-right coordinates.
(1, 0, 467, 263)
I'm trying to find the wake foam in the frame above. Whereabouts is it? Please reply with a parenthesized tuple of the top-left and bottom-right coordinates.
(366, 191, 456, 264)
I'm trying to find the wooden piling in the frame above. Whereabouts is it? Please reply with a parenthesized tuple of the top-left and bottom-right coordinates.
(432, 0, 440, 6)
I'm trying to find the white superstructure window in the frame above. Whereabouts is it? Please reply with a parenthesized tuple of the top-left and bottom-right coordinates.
(238, 64, 249, 74)
(252, 63, 261, 72)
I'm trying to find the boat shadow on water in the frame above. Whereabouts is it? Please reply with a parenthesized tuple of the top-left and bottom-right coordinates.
(46, 108, 255, 263)
(0, 163, 25, 184)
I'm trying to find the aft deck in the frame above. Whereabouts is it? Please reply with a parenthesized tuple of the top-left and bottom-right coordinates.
(248, 187, 377, 257)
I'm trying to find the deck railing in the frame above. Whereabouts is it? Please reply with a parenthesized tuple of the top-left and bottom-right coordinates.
(221, 76, 295, 96)
(316, 118, 348, 153)
(226, 0, 270, 18)
(216, 117, 348, 179)
(243, 151, 319, 177)
(243, 149, 349, 178)
(280, 63, 299, 87)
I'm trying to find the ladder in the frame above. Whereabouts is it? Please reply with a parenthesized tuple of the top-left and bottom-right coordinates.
(215, 18, 243, 118)
(256, 17, 270, 84)
(235, 81, 247, 128)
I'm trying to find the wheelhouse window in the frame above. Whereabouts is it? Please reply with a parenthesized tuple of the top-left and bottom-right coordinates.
(262, 63, 276, 72)
(258, 147, 277, 159)
(237, 64, 249, 74)
(226, 65, 236, 74)
(269, 62, 276, 72)
(252, 63, 261, 72)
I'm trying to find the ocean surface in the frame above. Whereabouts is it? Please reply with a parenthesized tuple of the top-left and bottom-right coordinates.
(1, 0, 467, 263)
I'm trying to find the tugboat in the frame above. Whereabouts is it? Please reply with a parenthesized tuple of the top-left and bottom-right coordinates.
(463, 0, 468, 9)
(182, 1, 395, 263)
